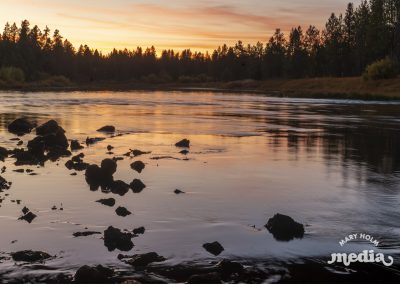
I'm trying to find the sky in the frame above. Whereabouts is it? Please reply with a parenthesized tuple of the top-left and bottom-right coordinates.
(0, 0, 358, 54)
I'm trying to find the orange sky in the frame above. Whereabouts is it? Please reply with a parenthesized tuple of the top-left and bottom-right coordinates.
(0, 0, 356, 54)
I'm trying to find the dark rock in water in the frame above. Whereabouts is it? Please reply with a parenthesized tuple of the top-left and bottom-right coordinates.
(11, 250, 51, 262)
(187, 273, 222, 284)
(265, 213, 305, 241)
(74, 265, 114, 283)
(8, 118, 35, 135)
(108, 180, 130, 196)
(13, 169, 24, 173)
(130, 179, 146, 193)
(73, 231, 102, 237)
(85, 164, 103, 186)
(70, 172, 77, 176)
(203, 242, 224, 256)
(86, 137, 105, 145)
(101, 158, 117, 176)
(107, 145, 114, 151)
(19, 211, 37, 223)
(12, 148, 46, 166)
(65, 156, 88, 171)
(130, 161, 145, 173)
(0, 146, 8, 161)
(22, 206, 30, 215)
(217, 259, 244, 276)
(131, 149, 151, 157)
(175, 139, 190, 148)
(179, 149, 189, 155)
(121, 252, 166, 267)
(174, 189, 185, 194)
(70, 140, 84, 151)
(47, 147, 71, 161)
(0, 175, 11, 190)
(97, 125, 115, 133)
(104, 226, 134, 252)
(96, 198, 115, 207)
(133, 226, 145, 235)
(17, 140, 23, 146)
(116, 206, 132, 217)
(36, 120, 65, 136)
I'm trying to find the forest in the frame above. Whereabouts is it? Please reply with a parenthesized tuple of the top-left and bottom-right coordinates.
(0, 0, 399, 85)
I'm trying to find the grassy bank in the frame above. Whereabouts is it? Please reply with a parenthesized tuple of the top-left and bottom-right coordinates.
(1, 76, 400, 100)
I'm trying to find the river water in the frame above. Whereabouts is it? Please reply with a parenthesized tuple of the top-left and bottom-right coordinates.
(0, 91, 399, 280)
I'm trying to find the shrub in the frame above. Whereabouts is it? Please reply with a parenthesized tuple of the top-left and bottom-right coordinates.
(363, 58, 398, 80)
(0, 66, 25, 83)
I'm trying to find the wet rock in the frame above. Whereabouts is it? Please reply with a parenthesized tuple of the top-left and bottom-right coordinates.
(19, 211, 37, 223)
(116, 206, 132, 217)
(74, 265, 114, 283)
(202, 242, 224, 256)
(130, 161, 145, 173)
(0, 175, 11, 190)
(70, 172, 77, 176)
(73, 231, 102, 237)
(13, 169, 24, 173)
(131, 149, 151, 157)
(51, 205, 57, 210)
(22, 206, 29, 215)
(0, 147, 9, 161)
(85, 137, 106, 145)
(101, 159, 117, 176)
(107, 145, 114, 151)
(8, 118, 35, 135)
(217, 259, 244, 276)
(36, 120, 65, 136)
(133, 227, 145, 235)
(65, 153, 88, 171)
(174, 189, 185, 194)
(121, 252, 166, 267)
(265, 213, 305, 241)
(1, 166, 6, 173)
(12, 148, 46, 166)
(17, 140, 23, 146)
(187, 273, 222, 284)
(11, 250, 51, 262)
(104, 226, 134, 251)
(97, 125, 115, 133)
(96, 198, 115, 207)
(70, 140, 84, 151)
(179, 149, 189, 155)
(108, 180, 130, 196)
(130, 179, 146, 193)
(175, 139, 190, 148)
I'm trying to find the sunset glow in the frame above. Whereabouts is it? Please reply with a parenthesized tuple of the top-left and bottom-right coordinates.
(0, 0, 354, 53)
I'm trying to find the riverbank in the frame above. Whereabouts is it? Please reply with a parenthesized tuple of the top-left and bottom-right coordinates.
(1, 77, 400, 100)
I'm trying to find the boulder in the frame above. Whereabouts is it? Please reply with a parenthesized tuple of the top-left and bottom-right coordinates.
(265, 213, 305, 241)
(203, 242, 224, 256)
(74, 265, 114, 283)
(116, 206, 132, 217)
(8, 118, 35, 135)
(96, 198, 115, 207)
(130, 161, 145, 173)
(70, 140, 84, 151)
(104, 226, 134, 252)
(36, 120, 65, 136)
(11, 250, 51, 262)
(101, 158, 117, 176)
(97, 125, 115, 133)
(108, 180, 130, 196)
(130, 179, 146, 193)
(175, 139, 190, 148)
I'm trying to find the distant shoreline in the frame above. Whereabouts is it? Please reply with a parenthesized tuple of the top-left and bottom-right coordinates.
(1, 77, 400, 101)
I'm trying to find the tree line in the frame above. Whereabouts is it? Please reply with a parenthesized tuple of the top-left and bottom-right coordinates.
(0, 0, 399, 84)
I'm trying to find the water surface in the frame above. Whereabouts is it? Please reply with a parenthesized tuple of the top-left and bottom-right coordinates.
(0, 91, 399, 279)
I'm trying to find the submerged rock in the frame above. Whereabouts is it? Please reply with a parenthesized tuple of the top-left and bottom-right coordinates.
(132, 226, 145, 235)
(73, 231, 102, 237)
(97, 125, 115, 133)
(179, 149, 189, 155)
(131, 149, 151, 157)
(11, 250, 51, 262)
(175, 139, 190, 148)
(203, 242, 224, 256)
(70, 140, 84, 151)
(8, 118, 36, 135)
(116, 206, 132, 217)
(121, 252, 166, 267)
(130, 179, 146, 193)
(265, 213, 305, 241)
(74, 265, 114, 283)
(130, 161, 145, 173)
(96, 198, 116, 207)
(86, 137, 105, 145)
(104, 226, 134, 252)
